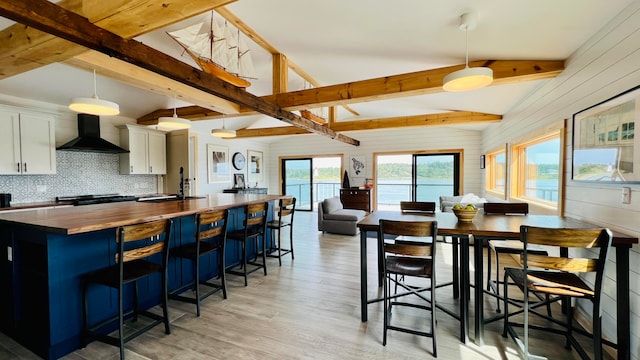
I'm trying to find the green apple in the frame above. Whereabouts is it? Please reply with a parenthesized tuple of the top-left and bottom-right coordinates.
(453, 204, 462, 210)
(465, 204, 476, 210)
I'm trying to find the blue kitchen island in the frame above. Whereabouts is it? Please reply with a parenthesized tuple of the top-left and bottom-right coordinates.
(0, 193, 283, 359)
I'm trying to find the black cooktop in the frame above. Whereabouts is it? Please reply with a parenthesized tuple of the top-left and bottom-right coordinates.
(55, 194, 137, 206)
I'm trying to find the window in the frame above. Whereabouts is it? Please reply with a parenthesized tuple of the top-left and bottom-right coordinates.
(374, 151, 461, 210)
(485, 147, 506, 198)
(511, 131, 562, 210)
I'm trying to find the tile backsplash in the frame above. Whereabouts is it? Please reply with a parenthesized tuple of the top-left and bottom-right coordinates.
(0, 151, 158, 204)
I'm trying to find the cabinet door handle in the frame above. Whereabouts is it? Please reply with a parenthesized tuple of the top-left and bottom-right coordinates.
(149, 166, 153, 173)
(130, 165, 133, 172)
(16, 162, 20, 173)
(23, 163, 27, 173)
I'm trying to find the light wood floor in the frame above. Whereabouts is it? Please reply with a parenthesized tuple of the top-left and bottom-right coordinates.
(0, 211, 610, 359)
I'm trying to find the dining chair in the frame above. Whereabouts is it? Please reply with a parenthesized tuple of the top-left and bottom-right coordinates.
(502, 225, 612, 360)
(169, 209, 228, 316)
(484, 202, 548, 313)
(225, 201, 269, 286)
(378, 219, 438, 357)
(82, 219, 173, 359)
(266, 197, 296, 266)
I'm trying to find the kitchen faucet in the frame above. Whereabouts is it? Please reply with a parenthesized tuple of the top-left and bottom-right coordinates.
(179, 166, 185, 199)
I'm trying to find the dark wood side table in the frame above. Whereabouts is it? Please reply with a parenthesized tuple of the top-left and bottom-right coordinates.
(340, 188, 371, 212)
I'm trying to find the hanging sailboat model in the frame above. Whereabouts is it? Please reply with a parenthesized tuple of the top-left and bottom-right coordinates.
(167, 13, 255, 88)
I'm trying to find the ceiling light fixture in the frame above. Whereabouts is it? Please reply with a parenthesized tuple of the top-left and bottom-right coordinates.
(443, 12, 493, 92)
(211, 119, 236, 138)
(158, 95, 191, 130)
(69, 69, 120, 116)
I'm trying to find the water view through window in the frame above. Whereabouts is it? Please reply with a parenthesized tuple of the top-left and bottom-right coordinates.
(376, 153, 458, 210)
(524, 137, 560, 203)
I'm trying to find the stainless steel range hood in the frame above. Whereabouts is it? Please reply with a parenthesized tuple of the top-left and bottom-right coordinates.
(57, 114, 129, 153)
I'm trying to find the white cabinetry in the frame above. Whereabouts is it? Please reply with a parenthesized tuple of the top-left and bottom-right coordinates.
(119, 125, 166, 174)
(0, 108, 56, 175)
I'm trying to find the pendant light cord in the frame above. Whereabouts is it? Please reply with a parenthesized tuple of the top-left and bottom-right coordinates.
(464, 26, 469, 69)
(92, 69, 99, 99)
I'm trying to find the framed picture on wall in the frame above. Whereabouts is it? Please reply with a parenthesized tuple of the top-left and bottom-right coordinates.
(349, 155, 366, 179)
(572, 85, 640, 183)
(207, 144, 229, 183)
(247, 150, 263, 183)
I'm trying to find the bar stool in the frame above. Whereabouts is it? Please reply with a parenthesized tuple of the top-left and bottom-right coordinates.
(266, 197, 296, 266)
(169, 209, 228, 316)
(82, 218, 173, 360)
(226, 202, 269, 286)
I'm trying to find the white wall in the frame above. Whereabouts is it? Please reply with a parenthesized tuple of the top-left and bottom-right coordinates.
(482, 3, 640, 358)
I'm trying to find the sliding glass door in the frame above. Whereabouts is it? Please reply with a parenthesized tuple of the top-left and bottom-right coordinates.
(376, 152, 460, 210)
(282, 156, 342, 211)
(282, 158, 313, 211)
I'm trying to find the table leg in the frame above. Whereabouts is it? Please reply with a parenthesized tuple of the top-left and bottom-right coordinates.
(459, 235, 470, 343)
(474, 235, 485, 346)
(360, 230, 368, 322)
(616, 245, 630, 360)
(453, 236, 460, 299)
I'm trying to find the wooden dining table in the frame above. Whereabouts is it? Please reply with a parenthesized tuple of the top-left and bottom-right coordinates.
(357, 210, 638, 360)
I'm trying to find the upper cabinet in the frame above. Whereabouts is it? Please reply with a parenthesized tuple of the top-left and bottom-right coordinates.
(119, 125, 166, 175)
(0, 108, 56, 175)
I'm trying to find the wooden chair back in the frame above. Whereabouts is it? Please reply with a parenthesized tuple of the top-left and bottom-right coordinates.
(196, 209, 228, 243)
(520, 226, 612, 273)
(116, 219, 172, 263)
(400, 201, 436, 214)
(484, 202, 529, 215)
(379, 219, 437, 257)
(278, 197, 296, 221)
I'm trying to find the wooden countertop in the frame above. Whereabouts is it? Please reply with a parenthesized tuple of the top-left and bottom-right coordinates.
(0, 193, 284, 235)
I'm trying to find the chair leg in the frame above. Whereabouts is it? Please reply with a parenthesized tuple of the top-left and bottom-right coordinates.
(593, 303, 603, 360)
(118, 284, 125, 360)
(565, 299, 573, 350)
(494, 250, 501, 313)
(431, 277, 437, 358)
(261, 235, 268, 276)
(486, 246, 492, 292)
(162, 269, 171, 334)
(502, 272, 509, 338)
(195, 256, 201, 317)
(277, 227, 282, 266)
(219, 248, 228, 299)
(289, 225, 294, 260)
(242, 241, 248, 286)
(383, 272, 388, 346)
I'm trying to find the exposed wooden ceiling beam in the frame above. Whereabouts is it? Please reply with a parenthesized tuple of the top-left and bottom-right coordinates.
(232, 111, 502, 138)
(137, 59, 563, 122)
(262, 60, 565, 110)
(66, 51, 241, 114)
(0, 0, 359, 146)
(0, 0, 237, 79)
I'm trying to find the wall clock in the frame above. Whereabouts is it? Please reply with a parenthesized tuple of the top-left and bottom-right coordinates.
(232, 151, 246, 170)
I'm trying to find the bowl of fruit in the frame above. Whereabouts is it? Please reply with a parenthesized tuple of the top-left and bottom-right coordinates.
(452, 203, 478, 222)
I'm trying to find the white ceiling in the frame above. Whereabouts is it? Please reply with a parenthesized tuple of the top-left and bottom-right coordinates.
(0, 0, 635, 135)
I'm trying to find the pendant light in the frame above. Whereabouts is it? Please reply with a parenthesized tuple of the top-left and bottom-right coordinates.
(69, 69, 120, 116)
(158, 96, 191, 129)
(443, 12, 493, 92)
(211, 119, 236, 138)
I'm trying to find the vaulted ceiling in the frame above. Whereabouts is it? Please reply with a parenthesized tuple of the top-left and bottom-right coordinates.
(0, 0, 634, 144)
